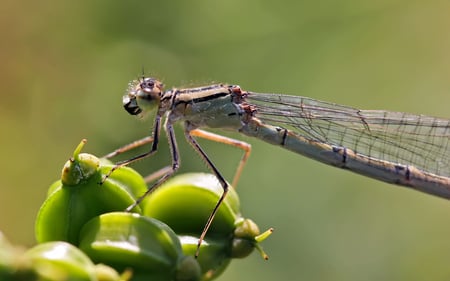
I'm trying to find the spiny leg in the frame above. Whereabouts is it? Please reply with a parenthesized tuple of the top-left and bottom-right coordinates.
(102, 129, 250, 187)
(102, 129, 171, 188)
(125, 120, 180, 211)
(143, 166, 174, 183)
(102, 136, 154, 159)
(101, 115, 162, 183)
(189, 129, 251, 188)
(184, 128, 230, 258)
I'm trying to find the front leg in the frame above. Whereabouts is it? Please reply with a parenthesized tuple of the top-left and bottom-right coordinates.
(125, 118, 180, 211)
(101, 114, 162, 183)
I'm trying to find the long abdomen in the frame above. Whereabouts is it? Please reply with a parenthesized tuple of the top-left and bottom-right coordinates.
(239, 118, 450, 199)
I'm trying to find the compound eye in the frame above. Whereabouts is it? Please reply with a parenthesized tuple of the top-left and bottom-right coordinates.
(140, 79, 155, 92)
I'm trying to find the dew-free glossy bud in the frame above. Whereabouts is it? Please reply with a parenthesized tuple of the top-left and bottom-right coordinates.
(0, 232, 35, 280)
(143, 173, 240, 235)
(35, 140, 149, 245)
(78, 212, 201, 281)
(179, 235, 231, 281)
(23, 241, 97, 281)
(231, 218, 273, 259)
(142, 173, 272, 278)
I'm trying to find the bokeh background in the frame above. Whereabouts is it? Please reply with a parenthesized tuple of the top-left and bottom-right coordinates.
(2, 0, 450, 280)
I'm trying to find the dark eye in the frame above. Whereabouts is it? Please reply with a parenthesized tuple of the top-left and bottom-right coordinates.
(124, 98, 142, 115)
(140, 79, 155, 91)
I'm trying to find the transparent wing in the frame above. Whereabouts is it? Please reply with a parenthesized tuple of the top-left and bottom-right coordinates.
(247, 92, 450, 177)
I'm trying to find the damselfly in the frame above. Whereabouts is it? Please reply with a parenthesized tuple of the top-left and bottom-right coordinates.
(104, 77, 450, 256)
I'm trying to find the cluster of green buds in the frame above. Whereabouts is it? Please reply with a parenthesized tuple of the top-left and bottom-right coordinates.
(1, 139, 272, 281)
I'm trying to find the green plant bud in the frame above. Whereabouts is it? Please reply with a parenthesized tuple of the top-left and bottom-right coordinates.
(61, 152, 100, 186)
(97, 165, 149, 207)
(143, 173, 240, 236)
(0, 232, 36, 281)
(231, 218, 273, 260)
(143, 173, 272, 262)
(0, 231, 19, 270)
(23, 241, 97, 281)
(78, 212, 201, 281)
(46, 180, 63, 198)
(231, 218, 260, 258)
(179, 235, 231, 281)
(94, 263, 131, 281)
(35, 140, 149, 245)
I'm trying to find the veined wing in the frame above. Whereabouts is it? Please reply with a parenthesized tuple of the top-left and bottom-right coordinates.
(246, 92, 450, 177)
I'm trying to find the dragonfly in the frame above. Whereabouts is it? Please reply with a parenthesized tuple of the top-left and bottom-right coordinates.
(104, 77, 450, 257)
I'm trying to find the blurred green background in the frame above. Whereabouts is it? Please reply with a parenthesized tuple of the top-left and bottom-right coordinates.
(2, 0, 450, 280)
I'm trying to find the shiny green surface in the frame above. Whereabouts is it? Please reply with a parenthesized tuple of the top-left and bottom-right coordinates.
(35, 142, 148, 244)
(2, 1, 450, 280)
